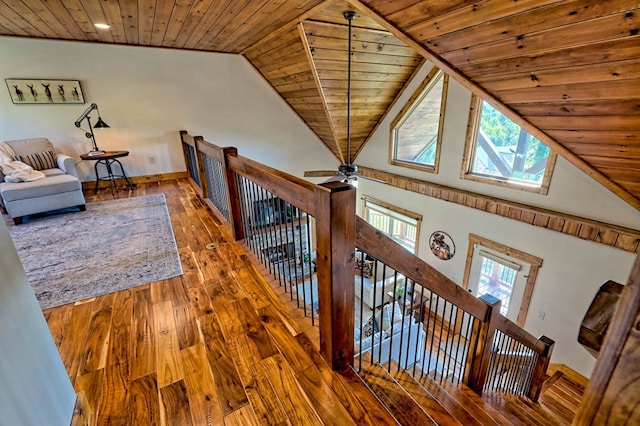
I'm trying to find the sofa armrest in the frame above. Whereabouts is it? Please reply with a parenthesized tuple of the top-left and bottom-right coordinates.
(56, 154, 78, 177)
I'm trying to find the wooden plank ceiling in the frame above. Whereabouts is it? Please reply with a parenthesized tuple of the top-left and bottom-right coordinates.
(244, 0, 423, 163)
(1, 0, 639, 209)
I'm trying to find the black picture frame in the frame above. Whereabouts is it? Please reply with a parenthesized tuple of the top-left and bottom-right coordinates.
(5, 78, 85, 104)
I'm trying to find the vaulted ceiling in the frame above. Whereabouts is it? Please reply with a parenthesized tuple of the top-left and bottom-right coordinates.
(1, 0, 639, 210)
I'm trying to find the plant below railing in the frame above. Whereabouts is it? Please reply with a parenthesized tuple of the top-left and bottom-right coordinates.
(179, 130, 554, 401)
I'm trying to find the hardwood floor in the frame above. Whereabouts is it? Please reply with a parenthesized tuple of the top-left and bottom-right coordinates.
(44, 180, 395, 425)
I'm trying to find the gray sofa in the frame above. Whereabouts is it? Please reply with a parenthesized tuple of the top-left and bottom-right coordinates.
(0, 138, 85, 224)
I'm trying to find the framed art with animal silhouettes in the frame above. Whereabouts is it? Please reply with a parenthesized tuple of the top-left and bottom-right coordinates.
(5, 79, 85, 104)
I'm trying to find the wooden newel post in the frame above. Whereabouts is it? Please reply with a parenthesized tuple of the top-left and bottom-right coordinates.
(467, 294, 502, 394)
(222, 147, 244, 240)
(314, 181, 356, 371)
(527, 335, 554, 401)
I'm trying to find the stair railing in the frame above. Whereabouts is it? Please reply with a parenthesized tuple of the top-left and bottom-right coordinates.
(180, 130, 554, 398)
(354, 216, 554, 401)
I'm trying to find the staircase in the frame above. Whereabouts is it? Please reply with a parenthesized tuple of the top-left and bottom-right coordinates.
(357, 360, 568, 425)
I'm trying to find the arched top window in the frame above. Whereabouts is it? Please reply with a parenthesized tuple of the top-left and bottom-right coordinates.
(390, 67, 448, 173)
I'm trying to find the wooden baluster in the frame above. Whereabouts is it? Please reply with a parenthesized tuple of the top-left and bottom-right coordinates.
(222, 147, 244, 240)
(314, 181, 356, 371)
(527, 335, 554, 401)
(466, 294, 501, 394)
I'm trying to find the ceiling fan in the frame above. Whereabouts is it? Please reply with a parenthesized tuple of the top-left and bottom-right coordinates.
(304, 11, 383, 186)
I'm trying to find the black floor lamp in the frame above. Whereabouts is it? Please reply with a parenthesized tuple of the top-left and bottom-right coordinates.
(74, 103, 109, 155)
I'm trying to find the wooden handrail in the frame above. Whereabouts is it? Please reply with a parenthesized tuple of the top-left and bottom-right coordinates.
(195, 137, 226, 163)
(227, 155, 316, 216)
(355, 216, 490, 320)
(494, 315, 549, 354)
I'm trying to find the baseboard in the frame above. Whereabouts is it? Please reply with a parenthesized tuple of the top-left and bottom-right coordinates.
(81, 171, 187, 190)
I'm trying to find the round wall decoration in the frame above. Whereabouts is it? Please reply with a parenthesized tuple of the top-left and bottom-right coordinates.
(429, 231, 455, 260)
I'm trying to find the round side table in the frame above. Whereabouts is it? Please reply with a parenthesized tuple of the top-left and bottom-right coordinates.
(80, 150, 135, 195)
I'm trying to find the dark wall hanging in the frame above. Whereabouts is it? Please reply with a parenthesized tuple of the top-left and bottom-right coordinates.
(5, 79, 85, 104)
(429, 231, 455, 260)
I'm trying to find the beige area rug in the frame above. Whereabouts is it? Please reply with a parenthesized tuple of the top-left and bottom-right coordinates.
(8, 193, 183, 309)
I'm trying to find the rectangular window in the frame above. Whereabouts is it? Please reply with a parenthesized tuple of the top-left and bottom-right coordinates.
(462, 95, 557, 194)
(362, 197, 421, 254)
(390, 67, 448, 173)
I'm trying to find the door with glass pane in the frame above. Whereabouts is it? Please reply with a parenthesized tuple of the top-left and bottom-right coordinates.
(467, 247, 530, 322)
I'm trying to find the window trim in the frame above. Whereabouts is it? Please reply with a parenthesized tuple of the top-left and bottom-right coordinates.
(362, 196, 422, 254)
(461, 233, 543, 327)
(389, 67, 448, 174)
(461, 94, 557, 195)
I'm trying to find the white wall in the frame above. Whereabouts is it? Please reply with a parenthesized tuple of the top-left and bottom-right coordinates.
(355, 62, 640, 377)
(357, 63, 640, 231)
(0, 220, 76, 425)
(0, 37, 337, 180)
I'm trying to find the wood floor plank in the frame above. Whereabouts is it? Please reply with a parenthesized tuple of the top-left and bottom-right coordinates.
(58, 301, 95, 381)
(131, 287, 156, 380)
(183, 274, 215, 317)
(258, 304, 314, 373)
(194, 247, 233, 283)
(199, 312, 249, 415)
(129, 373, 161, 425)
(223, 406, 260, 426)
(74, 369, 104, 425)
(295, 364, 358, 426)
(243, 363, 288, 425)
(174, 303, 199, 350)
(151, 275, 190, 306)
(111, 289, 133, 329)
(71, 390, 93, 426)
(160, 380, 193, 426)
(181, 344, 225, 426)
(234, 297, 278, 359)
(96, 359, 130, 425)
(207, 284, 244, 342)
(179, 246, 202, 279)
(77, 304, 113, 376)
(153, 300, 185, 387)
(261, 354, 324, 425)
(44, 303, 73, 347)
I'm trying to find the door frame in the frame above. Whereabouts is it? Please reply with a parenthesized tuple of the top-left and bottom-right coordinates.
(462, 234, 543, 327)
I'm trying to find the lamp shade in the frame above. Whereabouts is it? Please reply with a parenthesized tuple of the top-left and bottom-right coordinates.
(93, 117, 110, 128)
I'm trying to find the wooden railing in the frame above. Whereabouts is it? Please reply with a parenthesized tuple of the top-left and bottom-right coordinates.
(179, 130, 554, 400)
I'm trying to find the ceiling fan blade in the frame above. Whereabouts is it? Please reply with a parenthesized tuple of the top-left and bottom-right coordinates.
(304, 170, 340, 177)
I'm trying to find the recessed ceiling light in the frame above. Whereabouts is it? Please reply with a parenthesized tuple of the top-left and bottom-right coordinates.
(94, 23, 110, 30)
